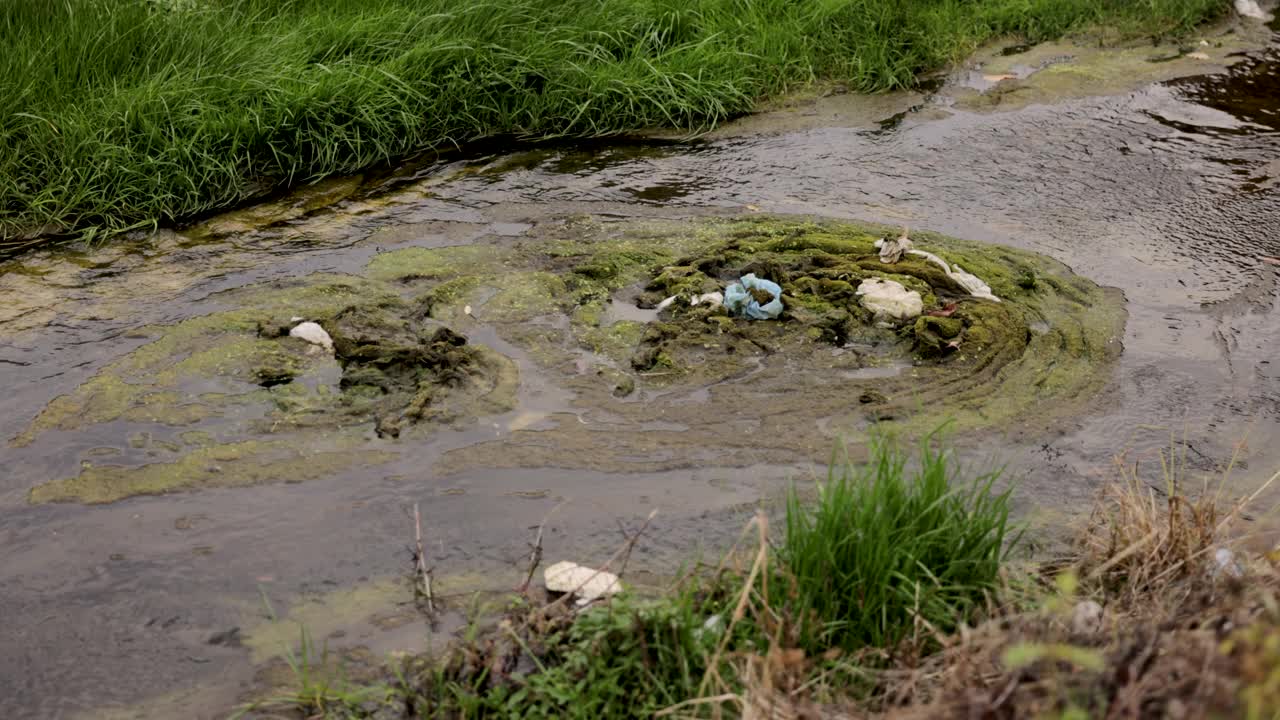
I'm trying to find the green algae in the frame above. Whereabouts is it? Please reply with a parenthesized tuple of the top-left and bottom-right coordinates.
(15, 268, 519, 503)
(14, 214, 1123, 502)
(579, 317, 648, 364)
(435, 216, 1126, 475)
(186, 175, 364, 239)
(475, 272, 568, 324)
(241, 579, 409, 663)
(241, 570, 512, 663)
(30, 440, 396, 504)
(952, 28, 1272, 113)
(364, 245, 509, 283)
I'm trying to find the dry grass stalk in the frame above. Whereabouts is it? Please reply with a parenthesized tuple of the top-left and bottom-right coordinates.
(413, 502, 435, 615)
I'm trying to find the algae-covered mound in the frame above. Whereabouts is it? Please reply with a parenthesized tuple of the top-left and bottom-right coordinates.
(257, 301, 504, 439)
(13, 215, 1124, 500)
(16, 275, 517, 504)
(422, 217, 1125, 474)
(625, 228, 1013, 379)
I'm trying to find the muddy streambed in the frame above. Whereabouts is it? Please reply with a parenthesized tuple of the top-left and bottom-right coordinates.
(3, 21, 1280, 719)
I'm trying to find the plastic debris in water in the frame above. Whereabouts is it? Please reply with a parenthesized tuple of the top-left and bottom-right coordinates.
(1212, 547, 1244, 579)
(691, 291, 724, 308)
(948, 263, 1001, 302)
(1236, 0, 1272, 21)
(907, 249, 1001, 303)
(856, 278, 923, 321)
(289, 321, 334, 352)
(1071, 600, 1104, 636)
(657, 292, 724, 313)
(875, 226, 914, 264)
(544, 561, 622, 606)
(724, 274, 783, 319)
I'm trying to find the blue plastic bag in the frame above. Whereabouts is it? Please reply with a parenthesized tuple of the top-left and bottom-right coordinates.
(723, 274, 783, 320)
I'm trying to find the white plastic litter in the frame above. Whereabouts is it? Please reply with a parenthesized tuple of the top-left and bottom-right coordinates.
(906, 250, 1002, 302)
(690, 292, 724, 308)
(908, 248, 950, 273)
(289, 321, 333, 352)
(655, 295, 678, 312)
(544, 561, 623, 606)
(948, 264, 1001, 302)
(1071, 600, 1104, 636)
(1236, 0, 1272, 21)
(694, 613, 724, 642)
(856, 278, 923, 321)
(1212, 547, 1244, 579)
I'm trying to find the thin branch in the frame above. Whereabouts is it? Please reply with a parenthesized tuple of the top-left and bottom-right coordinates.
(413, 502, 435, 615)
(537, 509, 658, 617)
(520, 500, 568, 595)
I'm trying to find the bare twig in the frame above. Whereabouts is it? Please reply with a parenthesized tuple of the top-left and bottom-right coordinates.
(520, 500, 568, 595)
(536, 509, 658, 617)
(615, 511, 653, 582)
(413, 502, 435, 615)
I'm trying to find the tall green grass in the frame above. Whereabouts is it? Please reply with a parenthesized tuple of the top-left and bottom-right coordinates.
(781, 435, 1015, 651)
(0, 0, 1226, 244)
(395, 435, 1017, 717)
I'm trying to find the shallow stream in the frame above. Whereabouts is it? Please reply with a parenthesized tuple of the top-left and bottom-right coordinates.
(2, 20, 1279, 719)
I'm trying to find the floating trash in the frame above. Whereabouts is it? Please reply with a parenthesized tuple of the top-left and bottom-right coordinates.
(856, 278, 924, 321)
(289, 321, 333, 352)
(544, 561, 623, 606)
(724, 273, 783, 319)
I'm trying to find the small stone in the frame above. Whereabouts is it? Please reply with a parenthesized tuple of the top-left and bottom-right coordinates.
(207, 627, 241, 647)
(1071, 600, 1103, 636)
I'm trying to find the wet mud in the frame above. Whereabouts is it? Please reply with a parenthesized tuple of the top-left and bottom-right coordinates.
(2, 21, 1279, 720)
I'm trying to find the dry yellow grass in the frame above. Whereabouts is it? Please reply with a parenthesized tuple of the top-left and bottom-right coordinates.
(717, 451, 1280, 720)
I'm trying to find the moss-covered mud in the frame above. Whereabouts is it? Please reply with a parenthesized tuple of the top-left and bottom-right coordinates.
(389, 216, 1126, 475)
(951, 25, 1275, 113)
(12, 215, 1123, 503)
(16, 275, 518, 503)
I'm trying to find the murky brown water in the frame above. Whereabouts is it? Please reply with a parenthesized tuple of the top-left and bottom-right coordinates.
(3, 22, 1279, 720)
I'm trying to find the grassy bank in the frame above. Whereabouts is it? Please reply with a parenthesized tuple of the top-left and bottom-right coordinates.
(1, 0, 1227, 246)
(241, 438, 1279, 719)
